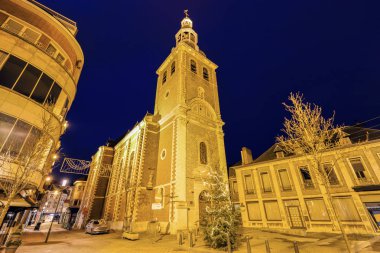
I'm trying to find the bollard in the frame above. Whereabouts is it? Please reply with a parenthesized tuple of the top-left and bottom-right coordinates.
(293, 241, 300, 253)
(246, 236, 252, 253)
(177, 231, 183, 246)
(226, 233, 232, 253)
(265, 240, 271, 253)
(188, 230, 193, 248)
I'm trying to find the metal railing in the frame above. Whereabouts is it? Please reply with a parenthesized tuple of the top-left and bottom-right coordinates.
(0, 26, 75, 82)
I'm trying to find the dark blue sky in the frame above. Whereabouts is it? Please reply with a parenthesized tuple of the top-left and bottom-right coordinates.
(38, 0, 380, 182)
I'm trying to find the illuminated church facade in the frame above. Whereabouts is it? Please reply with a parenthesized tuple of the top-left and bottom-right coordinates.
(76, 13, 227, 233)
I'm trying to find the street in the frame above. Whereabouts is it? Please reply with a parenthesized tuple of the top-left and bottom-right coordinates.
(13, 223, 380, 253)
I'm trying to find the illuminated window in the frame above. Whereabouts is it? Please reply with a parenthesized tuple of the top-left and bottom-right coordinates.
(162, 71, 167, 84)
(171, 62, 175, 75)
(203, 68, 209, 81)
(190, 60, 197, 73)
(299, 166, 314, 189)
(199, 142, 207, 164)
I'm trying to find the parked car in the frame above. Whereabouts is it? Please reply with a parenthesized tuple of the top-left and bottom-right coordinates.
(85, 219, 109, 235)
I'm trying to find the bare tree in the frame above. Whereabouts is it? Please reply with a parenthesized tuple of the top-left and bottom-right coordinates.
(276, 92, 352, 253)
(0, 104, 63, 225)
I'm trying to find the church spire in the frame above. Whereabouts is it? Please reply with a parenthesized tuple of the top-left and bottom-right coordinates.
(175, 10, 199, 50)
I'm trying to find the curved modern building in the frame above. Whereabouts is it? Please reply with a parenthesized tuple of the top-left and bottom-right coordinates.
(0, 0, 83, 207)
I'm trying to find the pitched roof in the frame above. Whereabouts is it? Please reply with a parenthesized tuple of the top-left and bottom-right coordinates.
(232, 126, 380, 166)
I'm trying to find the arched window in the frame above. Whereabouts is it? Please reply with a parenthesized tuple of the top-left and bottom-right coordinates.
(162, 71, 167, 84)
(203, 68, 209, 81)
(200, 142, 207, 164)
(190, 60, 197, 73)
(171, 62, 175, 75)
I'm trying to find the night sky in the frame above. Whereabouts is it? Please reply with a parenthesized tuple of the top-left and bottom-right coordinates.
(37, 0, 380, 183)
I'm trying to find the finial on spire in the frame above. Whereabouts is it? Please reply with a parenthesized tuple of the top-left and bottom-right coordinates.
(184, 9, 189, 18)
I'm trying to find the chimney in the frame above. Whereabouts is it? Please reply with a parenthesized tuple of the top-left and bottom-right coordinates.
(241, 147, 253, 165)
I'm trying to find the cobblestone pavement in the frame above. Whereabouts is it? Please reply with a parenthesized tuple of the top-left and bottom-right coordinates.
(12, 223, 380, 253)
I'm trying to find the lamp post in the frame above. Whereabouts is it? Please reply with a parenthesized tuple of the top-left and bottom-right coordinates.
(45, 179, 69, 243)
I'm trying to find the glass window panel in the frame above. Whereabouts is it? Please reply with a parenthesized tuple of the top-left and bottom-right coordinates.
(0, 51, 8, 68)
(31, 74, 54, 104)
(247, 202, 261, 220)
(323, 163, 339, 185)
(305, 198, 330, 221)
(2, 120, 32, 156)
(46, 44, 57, 57)
(0, 55, 27, 88)
(264, 201, 281, 221)
(244, 174, 254, 194)
(45, 82, 62, 105)
(261, 172, 272, 192)
(0, 113, 16, 149)
(333, 197, 361, 221)
(56, 53, 65, 64)
(300, 166, 314, 189)
(19, 127, 42, 157)
(4, 19, 23, 35)
(13, 64, 42, 97)
(22, 28, 40, 44)
(349, 158, 366, 179)
(279, 169, 292, 190)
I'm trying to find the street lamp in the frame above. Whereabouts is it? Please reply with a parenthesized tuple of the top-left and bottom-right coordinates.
(45, 179, 69, 243)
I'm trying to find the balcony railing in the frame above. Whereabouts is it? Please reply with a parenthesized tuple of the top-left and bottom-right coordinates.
(0, 26, 75, 82)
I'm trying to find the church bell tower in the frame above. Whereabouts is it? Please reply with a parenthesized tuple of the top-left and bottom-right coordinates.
(153, 11, 227, 233)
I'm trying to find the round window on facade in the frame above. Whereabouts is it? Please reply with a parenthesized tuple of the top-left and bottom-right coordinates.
(161, 149, 167, 160)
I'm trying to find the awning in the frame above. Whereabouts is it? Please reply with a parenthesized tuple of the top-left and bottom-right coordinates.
(352, 184, 380, 192)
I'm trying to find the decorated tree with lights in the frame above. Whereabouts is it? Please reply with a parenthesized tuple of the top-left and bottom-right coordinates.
(201, 166, 241, 250)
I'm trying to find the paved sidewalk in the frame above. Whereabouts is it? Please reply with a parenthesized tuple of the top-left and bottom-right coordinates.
(15, 223, 380, 253)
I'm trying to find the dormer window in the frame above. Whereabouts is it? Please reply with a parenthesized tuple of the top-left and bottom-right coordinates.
(171, 62, 175, 75)
(162, 71, 167, 84)
(203, 68, 209, 81)
(190, 60, 197, 73)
